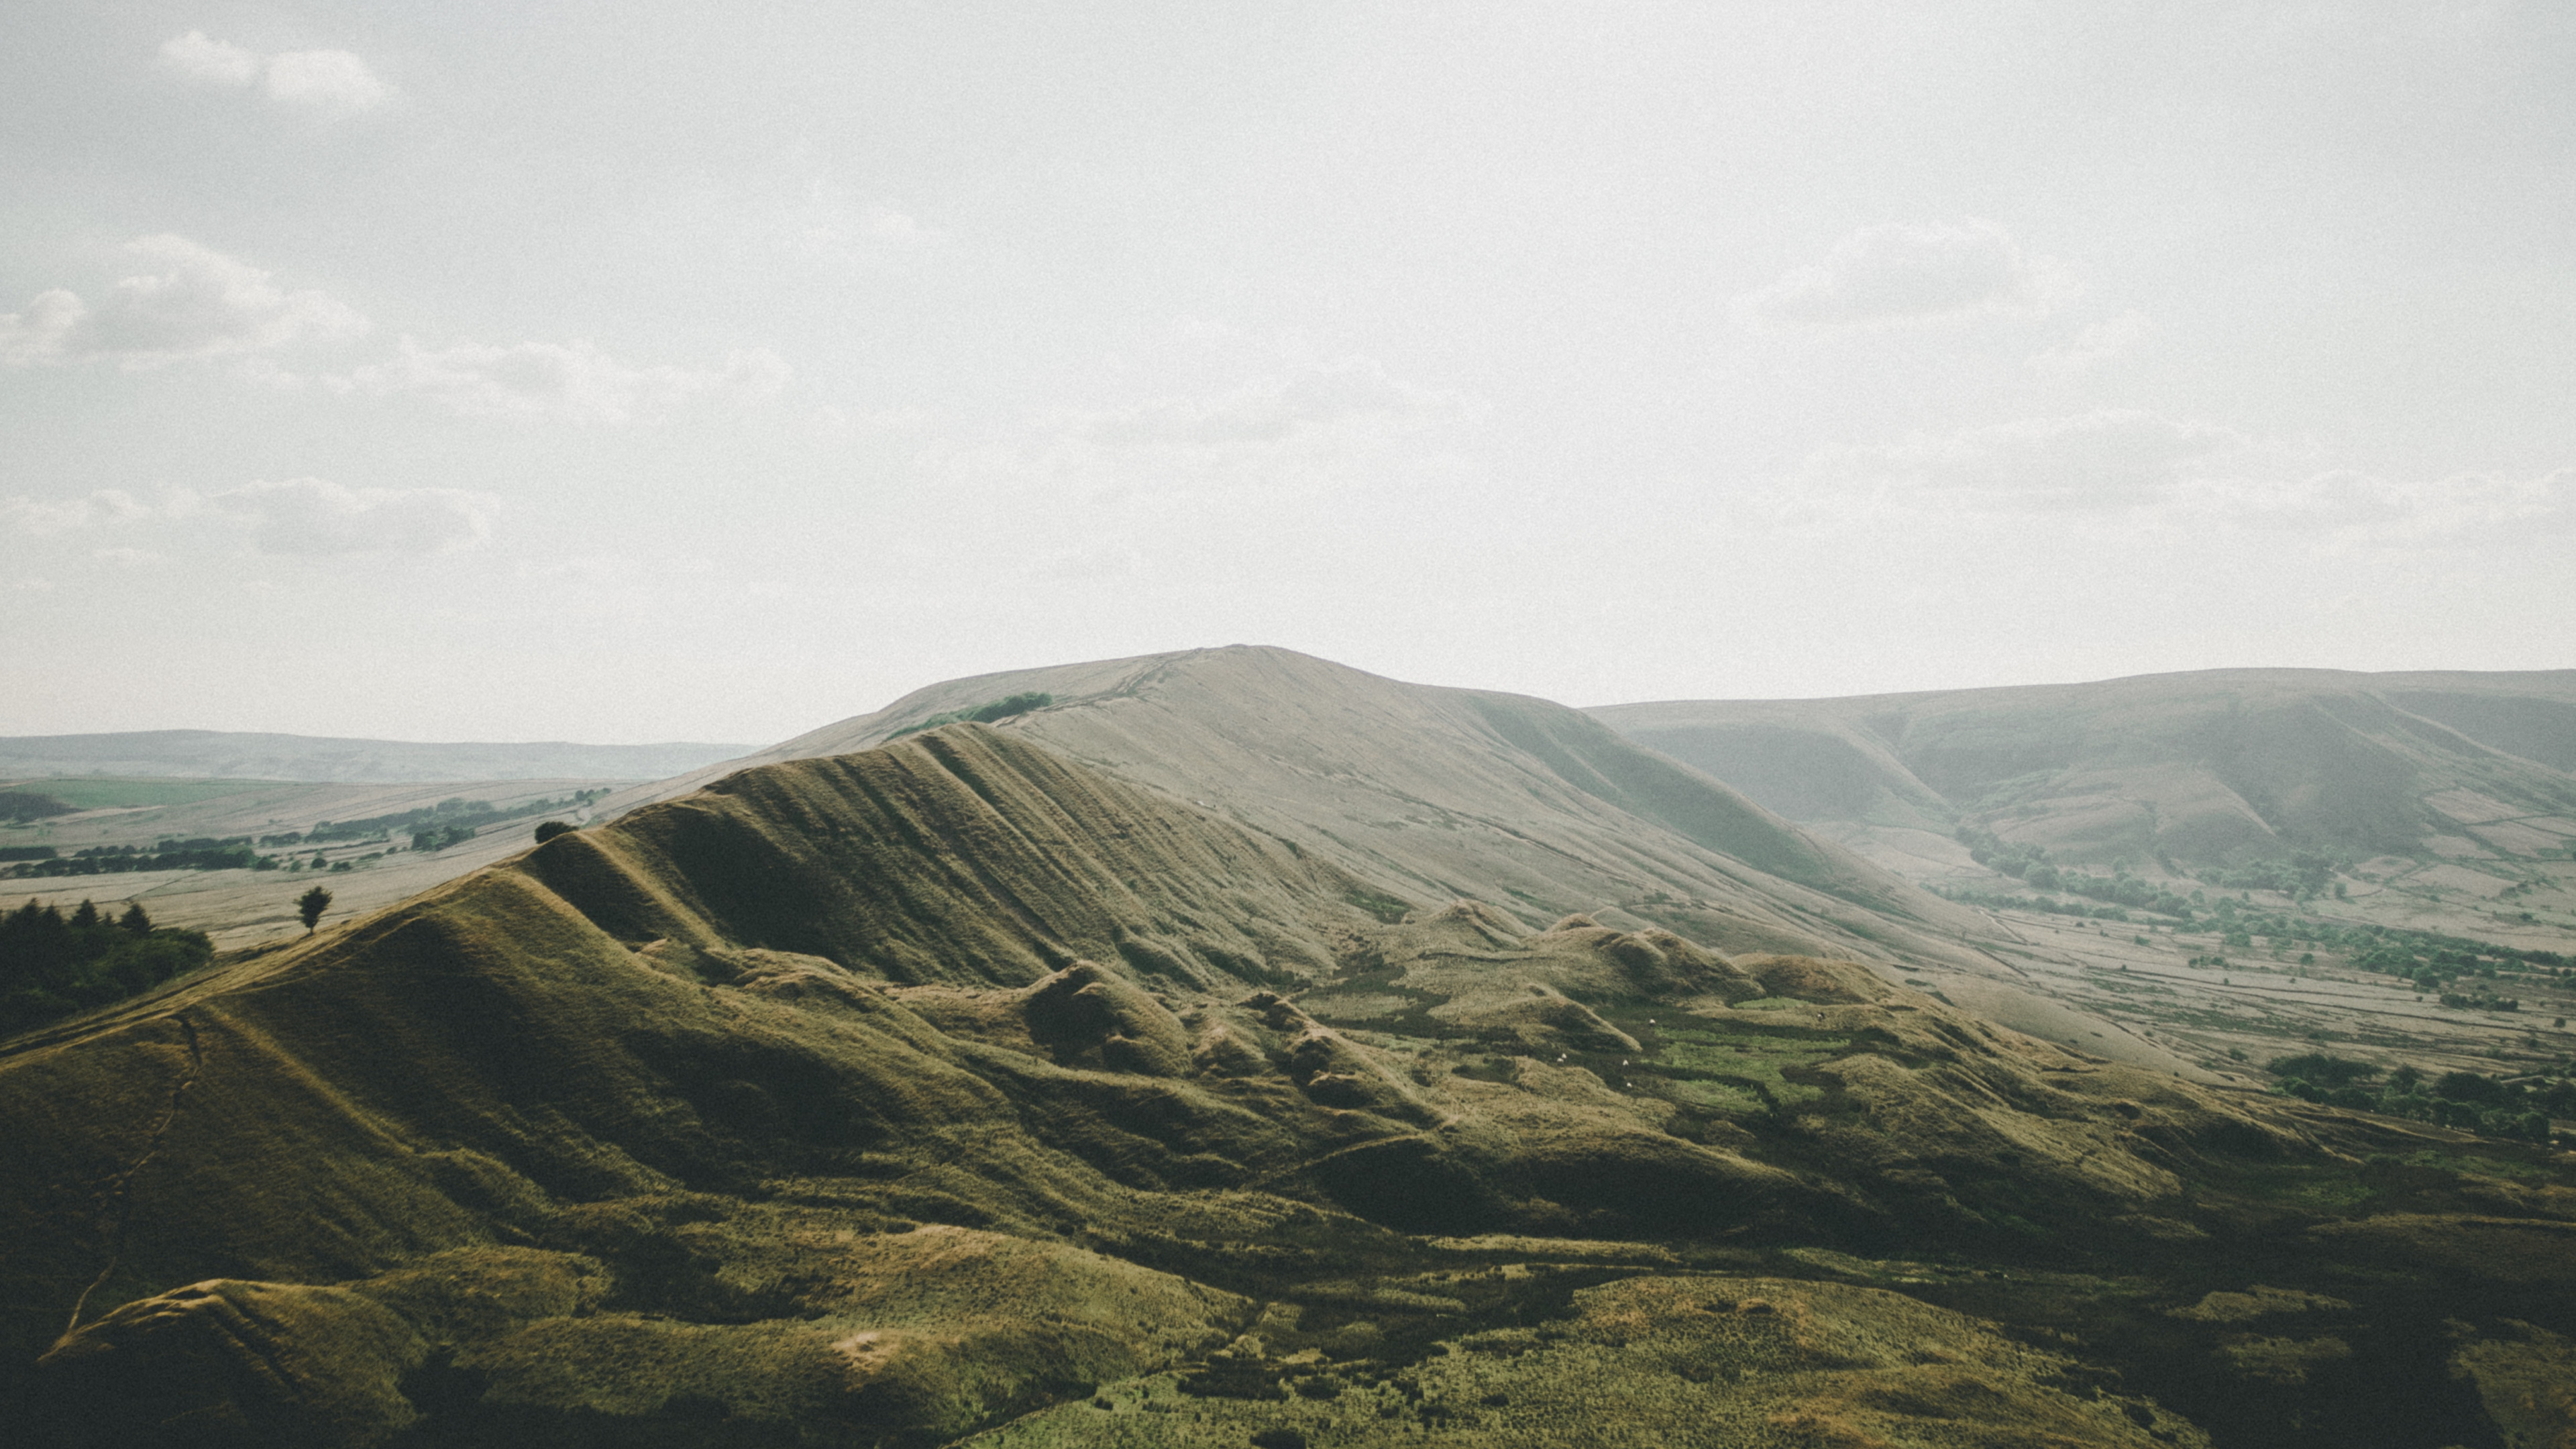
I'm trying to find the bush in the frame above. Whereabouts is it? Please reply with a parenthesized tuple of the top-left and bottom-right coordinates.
(890, 692, 1057, 739)
(2269, 1053, 2377, 1087)
(533, 820, 576, 843)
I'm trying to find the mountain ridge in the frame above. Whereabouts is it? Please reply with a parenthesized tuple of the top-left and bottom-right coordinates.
(1591, 665, 2576, 867)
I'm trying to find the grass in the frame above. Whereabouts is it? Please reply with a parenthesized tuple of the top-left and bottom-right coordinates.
(2, 777, 279, 811)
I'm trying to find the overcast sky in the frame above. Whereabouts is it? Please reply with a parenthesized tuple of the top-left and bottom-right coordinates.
(3, 2, 2571, 743)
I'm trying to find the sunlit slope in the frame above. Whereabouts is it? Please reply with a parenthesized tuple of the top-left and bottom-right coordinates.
(620, 645, 1991, 968)
(5, 724, 2569, 1448)
(1595, 667, 2576, 865)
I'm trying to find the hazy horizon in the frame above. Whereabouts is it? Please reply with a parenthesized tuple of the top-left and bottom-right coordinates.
(6, 3, 2571, 744)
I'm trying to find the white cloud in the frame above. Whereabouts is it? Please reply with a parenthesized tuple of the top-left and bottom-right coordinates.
(0, 235, 366, 370)
(261, 50, 390, 111)
(1, 495, 103, 537)
(1063, 357, 1479, 449)
(209, 478, 496, 555)
(2031, 310, 2155, 374)
(1734, 218, 2076, 330)
(156, 32, 390, 113)
(341, 338, 790, 423)
(158, 30, 259, 86)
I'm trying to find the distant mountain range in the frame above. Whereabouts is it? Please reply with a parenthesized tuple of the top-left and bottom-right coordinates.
(0, 730, 754, 785)
(1591, 668, 2576, 867)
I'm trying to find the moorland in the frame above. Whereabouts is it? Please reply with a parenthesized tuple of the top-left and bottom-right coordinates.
(3, 647, 2573, 1449)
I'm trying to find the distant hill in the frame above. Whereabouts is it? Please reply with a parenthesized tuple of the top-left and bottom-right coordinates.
(608, 644, 1997, 972)
(0, 730, 753, 785)
(1591, 668, 2576, 867)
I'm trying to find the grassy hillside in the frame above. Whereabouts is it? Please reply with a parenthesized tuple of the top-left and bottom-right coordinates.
(612, 646, 1996, 977)
(5, 724, 2574, 1448)
(1594, 668, 2576, 869)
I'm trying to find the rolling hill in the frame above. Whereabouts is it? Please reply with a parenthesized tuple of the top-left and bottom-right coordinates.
(12, 722, 2568, 1448)
(1592, 668, 2576, 869)
(610, 645, 1997, 975)
(5, 652, 2575, 1448)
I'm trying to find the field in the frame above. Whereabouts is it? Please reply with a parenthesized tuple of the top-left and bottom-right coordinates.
(0, 775, 629, 947)
(1820, 822, 2576, 1089)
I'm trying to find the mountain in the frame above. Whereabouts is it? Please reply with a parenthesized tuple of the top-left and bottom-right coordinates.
(5, 650, 2575, 1449)
(0, 731, 753, 785)
(612, 645, 1996, 973)
(1591, 668, 2576, 868)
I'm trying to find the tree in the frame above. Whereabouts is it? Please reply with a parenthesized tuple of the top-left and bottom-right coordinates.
(119, 903, 152, 936)
(533, 820, 575, 844)
(297, 885, 333, 934)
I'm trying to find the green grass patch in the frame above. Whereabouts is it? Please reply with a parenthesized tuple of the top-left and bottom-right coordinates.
(1342, 886, 1413, 924)
(6, 777, 279, 810)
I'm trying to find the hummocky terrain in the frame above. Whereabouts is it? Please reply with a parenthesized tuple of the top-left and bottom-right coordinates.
(5, 648, 2575, 1448)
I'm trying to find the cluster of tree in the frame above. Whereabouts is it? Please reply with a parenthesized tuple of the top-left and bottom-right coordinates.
(2196, 851, 2345, 898)
(1954, 829, 2200, 916)
(1955, 827, 2355, 906)
(2438, 989, 2521, 1013)
(2, 837, 273, 879)
(1930, 885, 2140, 922)
(413, 824, 480, 852)
(888, 692, 1055, 739)
(2267, 1053, 2569, 1141)
(0, 790, 74, 823)
(262, 788, 609, 848)
(0, 898, 213, 1034)
(0, 846, 58, 863)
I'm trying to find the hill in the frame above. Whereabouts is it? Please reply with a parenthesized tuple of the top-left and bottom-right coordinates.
(613, 645, 1998, 976)
(0, 731, 751, 785)
(1591, 668, 2576, 871)
(5, 712, 2575, 1447)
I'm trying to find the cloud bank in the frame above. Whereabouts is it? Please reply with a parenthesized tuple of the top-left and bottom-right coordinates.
(158, 31, 391, 113)
(5, 480, 496, 557)
(1735, 218, 2074, 329)
(0, 235, 365, 369)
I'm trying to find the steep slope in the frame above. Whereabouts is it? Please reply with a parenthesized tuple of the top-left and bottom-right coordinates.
(7, 723, 2574, 1449)
(614, 645, 1993, 973)
(1595, 668, 2576, 867)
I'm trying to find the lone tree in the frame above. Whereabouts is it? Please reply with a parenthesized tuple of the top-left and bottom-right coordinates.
(297, 885, 333, 934)
(533, 820, 575, 844)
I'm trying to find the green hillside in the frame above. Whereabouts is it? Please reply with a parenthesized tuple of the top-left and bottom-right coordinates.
(6, 722, 2573, 1448)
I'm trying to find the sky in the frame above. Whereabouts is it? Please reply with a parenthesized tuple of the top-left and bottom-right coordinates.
(2, 1, 2571, 744)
